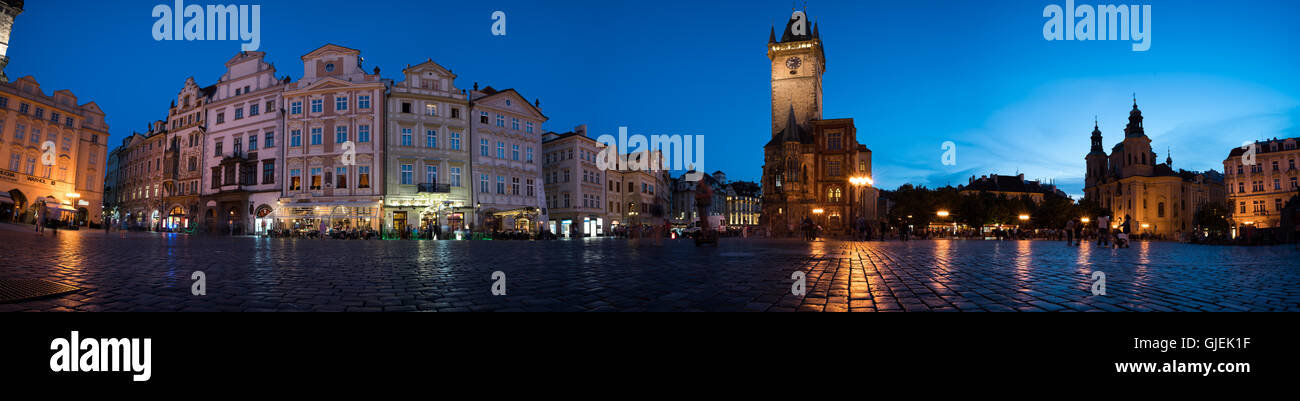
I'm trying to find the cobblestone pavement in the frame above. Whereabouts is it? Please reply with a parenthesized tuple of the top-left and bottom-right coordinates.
(0, 223, 1296, 312)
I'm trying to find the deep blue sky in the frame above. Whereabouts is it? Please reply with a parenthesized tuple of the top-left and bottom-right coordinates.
(10, 0, 1299, 197)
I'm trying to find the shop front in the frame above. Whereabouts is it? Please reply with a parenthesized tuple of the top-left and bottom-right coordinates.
(275, 201, 382, 236)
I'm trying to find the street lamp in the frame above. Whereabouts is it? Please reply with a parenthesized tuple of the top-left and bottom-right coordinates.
(936, 210, 949, 217)
(1080, 217, 1090, 224)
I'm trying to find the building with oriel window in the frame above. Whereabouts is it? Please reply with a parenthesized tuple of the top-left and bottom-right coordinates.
(760, 7, 879, 236)
(383, 59, 471, 237)
(201, 51, 287, 235)
(280, 44, 386, 233)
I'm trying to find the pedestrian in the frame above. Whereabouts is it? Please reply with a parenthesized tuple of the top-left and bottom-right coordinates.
(34, 207, 44, 235)
(1097, 215, 1110, 247)
(1065, 219, 1076, 246)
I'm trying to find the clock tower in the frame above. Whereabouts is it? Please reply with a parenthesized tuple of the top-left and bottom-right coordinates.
(768, 9, 825, 138)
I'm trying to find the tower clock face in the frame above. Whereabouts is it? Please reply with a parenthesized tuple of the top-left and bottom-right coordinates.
(785, 57, 802, 70)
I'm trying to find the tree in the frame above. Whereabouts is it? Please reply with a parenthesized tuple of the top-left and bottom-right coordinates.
(1193, 202, 1231, 235)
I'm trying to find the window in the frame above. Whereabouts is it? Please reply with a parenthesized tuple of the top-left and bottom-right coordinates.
(512, 176, 520, 195)
(497, 175, 506, 194)
(511, 117, 520, 130)
(402, 102, 412, 114)
(262, 161, 275, 184)
(1158, 202, 1165, 218)
(496, 141, 505, 158)
(450, 167, 461, 187)
(480, 139, 490, 156)
(291, 101, 302, 115)
(358, 95, 371, 109)
(451, 108, 460, 119)
(291, 129, 302, 147)
(248, 134, 258, 150)
(496, 114, 505, 127)
(400, 164, 413, 185)
(336, 126, 349, 144)
(290, 169, 301, 191)
(310, 128, 323, 145)
(234, 108, 243, 120)
(526, 122, 534, 134)
(216, 112, 225, 124)
(512, 144, 520, 161)
(249, 104, 260, 116)
(426, 104, 438, 116)
(480, 174, 489, 193)
(563, 193, 571, 208)
(526, 147, 534, 163)
(310, 168, 322, 190)
(480, 111, 489, 124)
(214, 140, 223, 156)
(266, 100, 276, 112)
(65, 117, 74, 128)
(425, 165, 437, 185)
(335, 96, 348, 111)
(310, 99, 323, 113)
(335, 167, 347, 189)
(450, 132, 461, 150)
(401, 128, 413, 147)
(526, 179, 534, 197)
(358, 125, 371, 143)
(358, 166, 371, 188)
(828, 160, 841, 177)
(34, 107, 44, 119)
(426, 130, 437, 148)
(265, 131, 275, 148)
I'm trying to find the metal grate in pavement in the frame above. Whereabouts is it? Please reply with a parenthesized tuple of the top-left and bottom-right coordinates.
(0, 279, 82, 303)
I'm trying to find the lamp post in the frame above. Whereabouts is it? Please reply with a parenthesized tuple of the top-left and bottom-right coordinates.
(848, 176, 872, 238)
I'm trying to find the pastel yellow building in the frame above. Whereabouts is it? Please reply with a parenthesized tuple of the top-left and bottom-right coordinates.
(1223, 137, 1299, 232)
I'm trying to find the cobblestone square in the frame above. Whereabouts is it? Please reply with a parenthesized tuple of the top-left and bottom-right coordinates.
(0, 225, 1296, 312)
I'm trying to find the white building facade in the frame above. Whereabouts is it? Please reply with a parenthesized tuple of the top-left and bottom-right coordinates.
(200, 51, 287, 235)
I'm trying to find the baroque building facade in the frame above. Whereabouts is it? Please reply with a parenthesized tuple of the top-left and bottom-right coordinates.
(280, 44, 386, 233)
(383, 59, 471, 236)
(1223, 137, 1299, 233)
(0, 76, 108, 226)
(200, 51, 286, 235)
(760, 9, 878, 236)
(1083, 100, 1225, 238)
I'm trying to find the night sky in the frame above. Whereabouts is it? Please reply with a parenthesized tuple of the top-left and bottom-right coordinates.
(10, 0, 1299, 197)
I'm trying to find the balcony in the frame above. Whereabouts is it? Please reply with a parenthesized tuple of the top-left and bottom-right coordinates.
(417, 183, 451, 193)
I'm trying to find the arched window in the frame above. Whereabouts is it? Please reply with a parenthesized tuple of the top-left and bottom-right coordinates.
(785, 158, 798, 182)
(827, 187, 843, 203)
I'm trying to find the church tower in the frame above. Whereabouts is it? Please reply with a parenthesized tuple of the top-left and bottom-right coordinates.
(768, 8, 824, 138)
(0, 0, 23, 82)
(1084, 118, 1108, 200)
(1118, 98, 1154, 177)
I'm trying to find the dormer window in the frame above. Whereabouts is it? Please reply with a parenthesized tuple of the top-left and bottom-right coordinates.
(325, 63, 336, 72)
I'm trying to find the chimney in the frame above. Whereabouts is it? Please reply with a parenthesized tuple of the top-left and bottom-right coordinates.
(575, 124, 587, 136)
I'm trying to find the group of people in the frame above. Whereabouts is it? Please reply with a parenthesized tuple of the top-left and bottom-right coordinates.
(1063, 214, 1133, 248)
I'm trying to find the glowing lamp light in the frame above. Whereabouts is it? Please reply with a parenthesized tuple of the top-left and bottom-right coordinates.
(1080, 217, 1090, 224)
(1140, 223, 1150, 229)
(936, 210, 950, 217)
(1018, 214, 1030, 221)
(812, 209, 825, 214)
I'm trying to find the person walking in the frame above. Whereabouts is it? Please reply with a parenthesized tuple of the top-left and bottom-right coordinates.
(34, 207, 44, 235)
(1065, 219, 1077, 246)
(1097, 215, 1110, 247)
